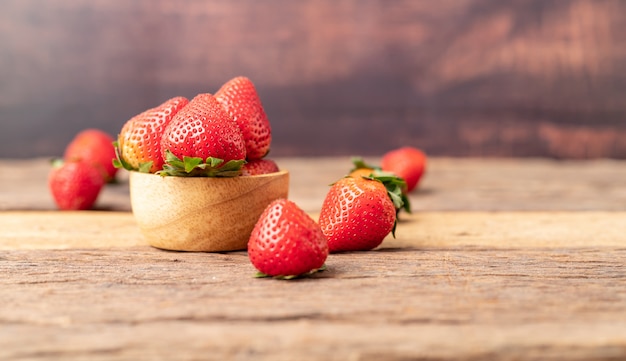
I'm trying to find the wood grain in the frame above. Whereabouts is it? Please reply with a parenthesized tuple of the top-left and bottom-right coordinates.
(1, 1, 626, 159)
(2, 210, 625, 250)
(2, 157, 626, 360)
(3, 157, 626, 213)
(1, 246, 625, 360)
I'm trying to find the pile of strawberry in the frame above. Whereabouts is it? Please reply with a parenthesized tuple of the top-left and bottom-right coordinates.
(248, 147, 427, 279)
(114, 76, 278, 177)
(49, 76, 278, 211)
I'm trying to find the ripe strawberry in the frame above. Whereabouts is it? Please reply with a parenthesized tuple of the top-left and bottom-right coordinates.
(240, 158, 279, 176)
(160, 93, 246, 177)
(48, 159, 105, 210)
(215, 76, 272, 160)
(381, 146, 427, 193)
(318, 174, 407, 253)
(248, 199, 328, 279)
(114, 96, 189, 173)
(64, 129, 118, 182)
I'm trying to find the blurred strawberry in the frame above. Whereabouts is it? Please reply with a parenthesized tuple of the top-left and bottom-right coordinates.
(48, 159, 105, 210)
(64, 129, 118, 182)
(381, 146, 427, 193)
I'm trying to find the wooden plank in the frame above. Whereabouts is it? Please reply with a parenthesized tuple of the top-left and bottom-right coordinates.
(2, 210, 625, 250)
(391, 211, 626, 248)
(0, 212, 143, 250)
(2, 155, 626, 360)
(3, 157, 626, 213)
(1, 246, 625, 360)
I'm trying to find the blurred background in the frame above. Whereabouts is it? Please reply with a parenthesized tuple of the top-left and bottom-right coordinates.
(1, 0, 625, 159)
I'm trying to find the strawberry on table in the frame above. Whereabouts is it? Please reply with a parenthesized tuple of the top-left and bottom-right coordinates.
(64, 128, 118, 182)
(48, 159, 105, 210)
(248, 199, 328, 279)
(318, 173, 408, 253)
(381, 146, 427, 193)
(240, 158, 279, 176)
(160, 93, 247, 177)
(215, 76, 272, 160)
(114, 96, 189, 173)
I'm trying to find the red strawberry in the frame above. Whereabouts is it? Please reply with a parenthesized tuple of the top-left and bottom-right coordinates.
(248, 199, 328, 279)
(381, 146, 427, 193)
(240, 158, 279, 176)
(64, 129, 118, 182)
(160, 93, 246, 177)
(48, 159, 105, 210)
(215, 76, 272, 160)
(114, 97, 189, 173)
(319, 175, 406, 253)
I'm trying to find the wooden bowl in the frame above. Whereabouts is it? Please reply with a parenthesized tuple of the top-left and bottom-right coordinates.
(129, 170, 289, 252)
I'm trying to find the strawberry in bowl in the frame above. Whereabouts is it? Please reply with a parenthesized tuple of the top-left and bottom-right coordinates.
(114, 77, 288, 252)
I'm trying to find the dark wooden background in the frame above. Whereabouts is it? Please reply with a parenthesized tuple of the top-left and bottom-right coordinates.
(1, 0, 625, 159)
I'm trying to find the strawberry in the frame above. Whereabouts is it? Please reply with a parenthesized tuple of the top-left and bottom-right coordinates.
(114, 96, 189, 173)
(240, 158, 279, 176)
(48, 159, 105, 210)
(215, 76, 272, 160)
(248, 198, 328, 279)
(318, 173, 408, 253)
(160, 93, 246, 177)
(381, 146, 427, 193)
(64, 129, 118, 182)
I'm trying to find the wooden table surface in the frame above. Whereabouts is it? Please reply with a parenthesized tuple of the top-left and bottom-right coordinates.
(1, 157, 626, 360)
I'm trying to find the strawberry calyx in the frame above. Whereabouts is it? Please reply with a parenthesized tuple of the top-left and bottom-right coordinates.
(254, 264, 327, 280)
(370, 171, 411, 214)
(112, 140, 155, 173)
(157, 150, 245, 177)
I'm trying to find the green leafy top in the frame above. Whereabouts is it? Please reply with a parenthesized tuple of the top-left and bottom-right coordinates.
(112, 141, 244, 177)
(157, 150, 245, 177)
